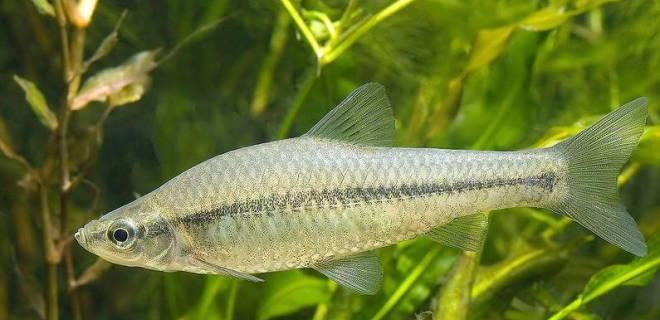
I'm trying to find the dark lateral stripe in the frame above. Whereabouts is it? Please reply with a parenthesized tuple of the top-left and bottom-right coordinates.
(176, 172, 557, 224)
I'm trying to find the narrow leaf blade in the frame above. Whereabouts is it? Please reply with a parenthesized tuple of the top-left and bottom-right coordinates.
(30, 0, 55, 17)
(464, 26, 514, 73)
(582, 235, 660, 302)
(0, 116, 15, 158)
(13, 75, 58, 130)
(550, 235, 660, 320)
(518, 7, 570, 31)
(256, 270, 331, 320)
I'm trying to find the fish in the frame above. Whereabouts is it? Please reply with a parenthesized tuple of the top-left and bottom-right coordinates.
(75, 83, 648, 294)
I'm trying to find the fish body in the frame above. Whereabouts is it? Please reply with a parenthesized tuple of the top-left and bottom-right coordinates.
(76, 83, 648, 294)
(148, 139, 561, 273)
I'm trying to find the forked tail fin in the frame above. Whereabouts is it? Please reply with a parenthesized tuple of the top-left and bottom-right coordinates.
(550, 98, 648, 256)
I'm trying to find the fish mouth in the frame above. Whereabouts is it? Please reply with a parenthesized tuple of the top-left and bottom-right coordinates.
(74, 228, 87, 248)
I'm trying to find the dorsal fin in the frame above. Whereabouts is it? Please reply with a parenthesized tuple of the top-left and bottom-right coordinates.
(304, 83, 394, 147)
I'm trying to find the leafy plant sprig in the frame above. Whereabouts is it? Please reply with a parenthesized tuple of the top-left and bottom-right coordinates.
(2, 2, 226, 319)
(273, 0, 415, 137)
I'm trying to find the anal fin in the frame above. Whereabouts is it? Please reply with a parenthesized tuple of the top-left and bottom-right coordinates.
(427, 213, 488, 251)
(312, 251, 382, 295)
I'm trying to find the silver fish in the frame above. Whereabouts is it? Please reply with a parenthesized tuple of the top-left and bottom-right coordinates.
(75, 83, 648, 294)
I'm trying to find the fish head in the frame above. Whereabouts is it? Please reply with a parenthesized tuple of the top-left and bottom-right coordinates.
(75, 200, 178, 271)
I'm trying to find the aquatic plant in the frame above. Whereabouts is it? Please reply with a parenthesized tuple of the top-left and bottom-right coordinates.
(0, 0, 658, 319)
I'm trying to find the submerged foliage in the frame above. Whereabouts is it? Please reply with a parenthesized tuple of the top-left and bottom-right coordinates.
(0, 0, 659, 319)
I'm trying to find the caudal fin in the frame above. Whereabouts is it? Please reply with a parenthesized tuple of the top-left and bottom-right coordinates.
(550, 98, 648, 256)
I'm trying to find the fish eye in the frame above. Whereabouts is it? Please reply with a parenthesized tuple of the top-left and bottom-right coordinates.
(113, 229, 129, 242)
(107, 219, 138, 247)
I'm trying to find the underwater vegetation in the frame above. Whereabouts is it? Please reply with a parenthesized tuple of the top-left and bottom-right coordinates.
(0, 0, 659, 319)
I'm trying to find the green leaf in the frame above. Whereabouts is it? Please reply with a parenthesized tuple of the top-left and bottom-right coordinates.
(622, 268, 656, 286)
(256, 270, 331, 320)
(462, 0, 619, 76)
(518, 1, 618, 31)
(72, 50, 159, 110)
(13, 75, 58, 130)
(81, 11, 127, 73)
(471, 244, 569, 312)
(518, 7, 570, 31)
(549, 234, 660, 320)
(108, 78, 151, 108)
(634, 126, 660, 165)
(0, 116, 15, 159)
(189, 277, 233, 319)
(574, 0, 619, 11)
(30, 0, 55, 17)
(582, 235, 660, 299)
(464, 27, 514, 73)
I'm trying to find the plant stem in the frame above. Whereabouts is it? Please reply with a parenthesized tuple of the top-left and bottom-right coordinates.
(194, 277, 225, 318)
(422, 77, 464, 144)
(66, 107, 112, 191)
(335, 0, 358, 35)
(541, 217, 572, 240)
(321, 0, 415, 65)
(40, 185, 57, 320)
(434, 252, 478, 319)
(225, 280, 238, 320)
(617, 162, 640, 187)
(548, 299, 582, 320)
(276, 70, 317, 139)
(548, 252, 660, 320)
(0, 256, 6, 320)
(311, 300, 329, 320)
(250, 9, 291, 116)
(470, 246, 568, 308)
(312, 281, 336, 320)
(371, 246, 441, 320)
(54, 3, 88, 320)
(433, 213, 489, 319)
(0, 141, 35, 174)
(43, 2, 75, 319)
(58, 5, 86, 208)
(58, 25, 86, 320)
(67, 28, 86, 102)
(156, 15, 229, 67)
(64, 251, 82, 320)
(279, 0, 322, 58)
(53, 0, 70, 79)
(46, 263, 58, 320)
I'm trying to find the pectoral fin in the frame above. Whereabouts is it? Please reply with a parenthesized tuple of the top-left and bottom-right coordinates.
(427, 213, 488, 251)
(191, 256, 264, 282)
(312, 251, 383, 295)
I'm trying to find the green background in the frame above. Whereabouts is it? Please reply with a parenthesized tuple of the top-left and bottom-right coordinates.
(1, 0, 659, 319)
